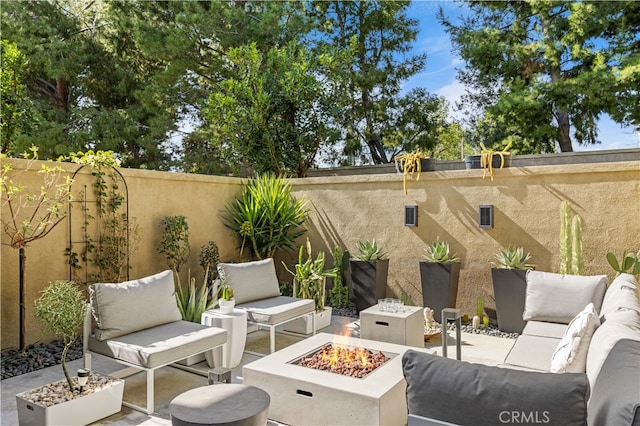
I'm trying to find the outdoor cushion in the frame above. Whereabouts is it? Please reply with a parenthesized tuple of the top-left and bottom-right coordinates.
(522, 320, 568, 339)
(90, 270, 182, 341)
(600, 273, 640, 318)
(218, 259, 281, 305)
(502, 334, 559, 371)
(88, 320, 227, 368)
(523, 271, 607, 324)
(586, 312, 640, 385)
(550, 303, 600, 373)
(587, 339, 640, 426)
(237, 296, 314, 325)
(403, 349, 590, 426)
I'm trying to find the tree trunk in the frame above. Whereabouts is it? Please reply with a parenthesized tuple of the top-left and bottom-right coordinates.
(19, 247, 26, 350)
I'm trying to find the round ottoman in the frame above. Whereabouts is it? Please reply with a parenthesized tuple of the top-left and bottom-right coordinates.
(169, 384, 270, 426)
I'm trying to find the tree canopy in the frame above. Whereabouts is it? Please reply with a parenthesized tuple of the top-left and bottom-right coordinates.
(440, 0, 640, 153)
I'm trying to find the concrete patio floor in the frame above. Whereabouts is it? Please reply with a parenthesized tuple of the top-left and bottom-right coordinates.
(1, 315, 516, 425)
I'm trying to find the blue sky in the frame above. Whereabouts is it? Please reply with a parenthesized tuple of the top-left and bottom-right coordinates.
(403, 0, 639, 152)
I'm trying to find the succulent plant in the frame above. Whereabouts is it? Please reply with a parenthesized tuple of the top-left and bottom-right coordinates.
(491, 246, 535, 270)
(422, 239, 459, 263)
(355, 239, 389, 261)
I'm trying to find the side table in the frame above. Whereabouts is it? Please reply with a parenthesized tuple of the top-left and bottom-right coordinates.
(201, 309, 247, 369)
(360, 304, 424, 347)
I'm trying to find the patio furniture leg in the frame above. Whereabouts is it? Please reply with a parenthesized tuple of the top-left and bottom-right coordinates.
(270, 326, 276, 353)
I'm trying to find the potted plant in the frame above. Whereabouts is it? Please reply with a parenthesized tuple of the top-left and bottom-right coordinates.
(419, 239, 461, 323)
(283, 239, 334, 333)
(174, 268, 217, 364)
(16, 280, 124, 425)
(349, 239, 390, 313)
(394, 149, 431, 195)
(490, 246, 535, 334)
(216, 281, 235, 314)
(465, 141, 512, 181)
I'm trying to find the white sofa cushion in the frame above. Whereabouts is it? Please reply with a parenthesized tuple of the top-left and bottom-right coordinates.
(600, 273, 640, 318)
(550, 303, 600, 373)
(217, 259, 281, 305)
(90, 270, 182, 341)
(523, 271, 607, 324)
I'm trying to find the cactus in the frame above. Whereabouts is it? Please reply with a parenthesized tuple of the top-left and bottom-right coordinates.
(476, 297, 484, 319)
(559, 201, 584, 275)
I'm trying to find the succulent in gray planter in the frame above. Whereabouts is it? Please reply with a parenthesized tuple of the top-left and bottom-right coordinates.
(350, 239, 389, 312)
(419, 239, 461, 323)
(490, 246, 535, 334)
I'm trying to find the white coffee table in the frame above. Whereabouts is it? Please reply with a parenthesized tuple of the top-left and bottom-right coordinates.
(360, 304, 424, 347)
(201, 309, 247, 368)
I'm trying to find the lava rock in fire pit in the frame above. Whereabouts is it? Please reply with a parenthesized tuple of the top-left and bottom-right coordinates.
(295, 344, 390, 379)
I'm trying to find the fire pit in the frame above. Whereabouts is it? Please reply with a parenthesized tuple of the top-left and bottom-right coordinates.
(292, 343, 392, 378)
(242, 333, 433, 425)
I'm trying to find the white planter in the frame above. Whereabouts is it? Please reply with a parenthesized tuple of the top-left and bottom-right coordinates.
(219, 298, 235, 314)
(16, 373, 124, 426)
(284, 307, 332, 334)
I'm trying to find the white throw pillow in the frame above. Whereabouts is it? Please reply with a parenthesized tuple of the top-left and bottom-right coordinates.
(550, 303, 600, 373)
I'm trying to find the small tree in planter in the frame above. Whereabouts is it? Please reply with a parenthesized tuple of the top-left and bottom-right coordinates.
(420, 239, 461, 323)
(33, 280, 86, 391)
(490, 246, 535, 334)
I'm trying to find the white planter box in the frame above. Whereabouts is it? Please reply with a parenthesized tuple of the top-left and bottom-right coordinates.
(284, 307, 332, 334)
(175, 352, 207, 366)
(16, 374, 124, 426)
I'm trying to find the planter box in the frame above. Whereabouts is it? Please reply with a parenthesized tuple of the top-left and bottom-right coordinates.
(465, 154, 512, 169)
(350, 259, 389, 313)
(283, 307, 333, 334)
(16, 374, 124, 426)
(491, 268, 528, 334)
(420, 262, 460, 323)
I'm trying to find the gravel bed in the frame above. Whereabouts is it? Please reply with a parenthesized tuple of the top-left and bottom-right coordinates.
(1, 340, 83, 380)
(449, 323, 519, 339)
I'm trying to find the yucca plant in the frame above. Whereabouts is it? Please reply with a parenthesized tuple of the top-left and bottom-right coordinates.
(422, 239, 460, 263)
(222, 173, 307, 260)
(491, 246, 535, 270)
(354, 239, 389, 261)
(174, 268, 217, 322)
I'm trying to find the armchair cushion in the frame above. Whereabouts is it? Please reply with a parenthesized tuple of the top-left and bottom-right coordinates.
(600, 273, 640, 318)
(402, 349, 590, 426)
(89, 270, 182, 341)
(523, 271, 607, 324)
(217, 259, 281, 305)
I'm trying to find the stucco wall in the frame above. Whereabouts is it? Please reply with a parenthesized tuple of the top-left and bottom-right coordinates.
(2, 156, 639, 349)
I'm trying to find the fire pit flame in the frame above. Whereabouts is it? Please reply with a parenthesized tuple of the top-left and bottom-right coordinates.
(293, 343, 391, 378)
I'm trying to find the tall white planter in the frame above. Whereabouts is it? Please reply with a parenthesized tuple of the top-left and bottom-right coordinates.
(16, 374, 124, 426)
(284, 307, 332, 334)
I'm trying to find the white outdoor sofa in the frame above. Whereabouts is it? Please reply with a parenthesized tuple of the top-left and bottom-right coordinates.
(83, 270, 227, 414)
(217, 258, 316, 354)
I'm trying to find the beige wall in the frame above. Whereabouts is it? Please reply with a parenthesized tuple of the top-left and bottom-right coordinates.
(2, 157, 639, 349)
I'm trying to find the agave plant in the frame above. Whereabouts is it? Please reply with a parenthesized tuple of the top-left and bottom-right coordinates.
(174, 268, 217, 322)
(354, 239, 389, 261)
(422, 239, 460, 263)
(491, 246, 535, 270)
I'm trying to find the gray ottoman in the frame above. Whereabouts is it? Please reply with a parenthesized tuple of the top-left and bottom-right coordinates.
(170, 384, 270, 426)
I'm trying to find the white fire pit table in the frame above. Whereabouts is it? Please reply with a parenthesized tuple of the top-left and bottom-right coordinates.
(242, 332, 433, 425)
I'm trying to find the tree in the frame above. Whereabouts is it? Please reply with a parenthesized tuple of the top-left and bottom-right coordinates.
(205, 42, 341, 177)
(0, 41, 32, 155)
(311, 0, 428, 164)
(439, 1, 640, 152)
(1, 147, 73, 350)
